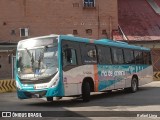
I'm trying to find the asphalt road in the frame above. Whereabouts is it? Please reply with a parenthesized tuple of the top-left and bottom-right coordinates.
(0, 81, 160, 120)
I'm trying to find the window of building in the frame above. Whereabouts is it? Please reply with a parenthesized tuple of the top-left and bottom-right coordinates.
(73, 30, 78, 35)
(124, 49, 134, 64)
(102, 30, 107, 35)
(83, 0, 95, 7)
(81, 44, 97, 64)
(20, 28, 29, 37)
(86, 29, 92, 35)
(11, 30, 16, 35)
(63, 48, 77, 66)
(97, 45, 112, 64)
(3, 22, 6, 26)
(73, 3, 79, 7)
(112, 48, 124, 64)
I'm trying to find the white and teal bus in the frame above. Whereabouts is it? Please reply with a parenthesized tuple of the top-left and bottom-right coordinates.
(15, 34, 153, 102)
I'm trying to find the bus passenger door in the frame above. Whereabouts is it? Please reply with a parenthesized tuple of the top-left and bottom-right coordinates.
(62, 40, 82, 96)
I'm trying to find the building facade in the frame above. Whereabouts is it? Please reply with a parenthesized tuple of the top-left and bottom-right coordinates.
(0, 0, 118, 79)
(0, 0, 118, 43)
(0, 43, 16, 79)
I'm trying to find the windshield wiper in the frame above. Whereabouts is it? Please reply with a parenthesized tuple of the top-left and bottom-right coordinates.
(38, 46, 47, 71)
(25, 48, 34, 66)
(25, 48, 35, 77)
(25, 48, 32, 58)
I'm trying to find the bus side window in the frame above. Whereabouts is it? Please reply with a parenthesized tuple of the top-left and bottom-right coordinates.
(97, 45, 112, 64)
(124, 49, 134, 64)
(148, 52, 152, 65)
(134, 51, 143, 64)
(112, 48, 124, 64)
(63, 48, 77, 66)
(144, 52, 152, 65)
(80, 44, 97, 64)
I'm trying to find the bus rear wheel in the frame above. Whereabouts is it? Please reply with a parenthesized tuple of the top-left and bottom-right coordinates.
(82, 81, 90, 102)
(125, 77, 138, 93)
(130, 77, 138, 93)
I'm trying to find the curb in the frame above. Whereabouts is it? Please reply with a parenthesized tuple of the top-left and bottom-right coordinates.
(0, 80, 16, 93)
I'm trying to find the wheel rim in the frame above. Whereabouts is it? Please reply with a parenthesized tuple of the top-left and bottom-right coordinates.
(132, 79, 137, 92)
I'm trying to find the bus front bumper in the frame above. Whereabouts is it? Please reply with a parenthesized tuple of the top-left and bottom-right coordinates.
(17, 88, 60, 99)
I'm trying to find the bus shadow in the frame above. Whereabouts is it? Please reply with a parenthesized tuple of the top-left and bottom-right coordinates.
(27, 86, 160, 108)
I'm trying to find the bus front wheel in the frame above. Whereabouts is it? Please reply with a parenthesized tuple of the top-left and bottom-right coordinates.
(82, 81, 90, 102)
(47, 97, 53, 102)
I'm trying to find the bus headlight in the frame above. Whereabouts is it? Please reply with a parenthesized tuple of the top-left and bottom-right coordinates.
(16, 81, 21, 90)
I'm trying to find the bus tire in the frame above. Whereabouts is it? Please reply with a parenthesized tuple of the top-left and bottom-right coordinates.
(130, 77, 138, 93)
(124, 77, 138, 93)
(82, 81, 90, 102)
(107, 90, 112, 93)
(47, 97, 53, 102)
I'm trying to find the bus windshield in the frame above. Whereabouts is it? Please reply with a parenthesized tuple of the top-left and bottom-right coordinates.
(17, 37, 58, 80)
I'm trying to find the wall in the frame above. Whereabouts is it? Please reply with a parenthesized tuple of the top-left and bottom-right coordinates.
(0, 0, 118, 43)
(0, 52, 12, 79)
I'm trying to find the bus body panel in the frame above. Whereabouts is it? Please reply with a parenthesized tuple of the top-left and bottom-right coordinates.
(97, 64, 152, 92)
(63, 65, 94, 96)
(62, 64, 153, 96)
(16, 72, 63, 99)
(138, 66, 153, 86)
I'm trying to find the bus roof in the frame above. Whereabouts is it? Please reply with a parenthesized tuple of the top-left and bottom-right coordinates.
(60, 35, 150, 51)
(18, 34, 59, 43)
(94, 39, 150, 51)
